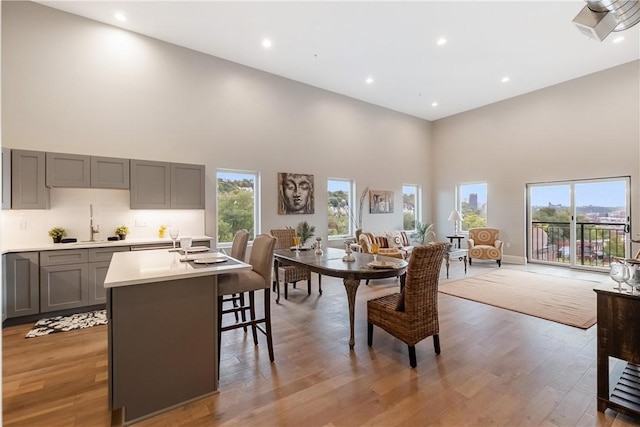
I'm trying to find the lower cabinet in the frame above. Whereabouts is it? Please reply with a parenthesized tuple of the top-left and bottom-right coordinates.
(4, 252, 39, 318)
(40, 262, 89, 313)
(88, 261, 110, 305)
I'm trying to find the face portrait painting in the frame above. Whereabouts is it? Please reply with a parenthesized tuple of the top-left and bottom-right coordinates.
(278, 172, 314, 215)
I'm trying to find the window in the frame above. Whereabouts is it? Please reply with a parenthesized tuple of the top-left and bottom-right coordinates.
(458, 183, 487, 231)
(217, 170, 260, 245)
(327, 178, 355, 238)
(402, 184, 421, 231)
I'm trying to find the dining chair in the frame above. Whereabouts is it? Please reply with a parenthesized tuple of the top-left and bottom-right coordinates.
(217, 233, 277, 371)
(367, 242, 448, 368)
(270, 228, 318, 300)
(221, 229, 249, 325)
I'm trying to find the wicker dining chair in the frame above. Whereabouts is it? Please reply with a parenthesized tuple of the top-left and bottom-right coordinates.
(367, 242, 448, 368)
(270, 228, 314, 300)
(221, 229, 249, 325)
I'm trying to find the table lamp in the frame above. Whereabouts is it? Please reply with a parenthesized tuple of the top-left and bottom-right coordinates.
(448, 210, 464, 236)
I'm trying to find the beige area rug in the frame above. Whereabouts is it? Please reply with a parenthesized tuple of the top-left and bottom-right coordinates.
(439, 269, 599, 329)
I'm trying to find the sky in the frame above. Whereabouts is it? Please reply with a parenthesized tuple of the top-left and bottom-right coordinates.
(530, 180, 627, 208)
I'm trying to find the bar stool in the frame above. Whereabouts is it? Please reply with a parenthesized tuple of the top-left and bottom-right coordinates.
(217, 234, 276, 371)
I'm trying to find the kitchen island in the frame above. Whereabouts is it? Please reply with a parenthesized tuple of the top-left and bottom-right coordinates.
(105, 249, 251, 425)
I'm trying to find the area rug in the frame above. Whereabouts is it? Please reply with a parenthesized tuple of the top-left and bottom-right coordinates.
(25, 309, 107, 338)
(439, 269, 599, 329)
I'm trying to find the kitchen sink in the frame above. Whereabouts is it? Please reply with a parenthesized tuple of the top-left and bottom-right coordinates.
(74, 240, 117, 245)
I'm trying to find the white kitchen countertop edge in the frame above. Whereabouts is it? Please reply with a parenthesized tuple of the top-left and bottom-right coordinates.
(104, 249, 251, 288)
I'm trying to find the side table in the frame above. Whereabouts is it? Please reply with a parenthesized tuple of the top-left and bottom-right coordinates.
(446, 235, 465, 249)
(444, 249, 468, 279)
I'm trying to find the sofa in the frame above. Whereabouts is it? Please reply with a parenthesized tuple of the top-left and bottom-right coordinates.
(357, 230, 414, 259)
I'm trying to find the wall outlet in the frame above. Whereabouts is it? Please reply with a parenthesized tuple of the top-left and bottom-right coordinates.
(135, 219, 148, 227)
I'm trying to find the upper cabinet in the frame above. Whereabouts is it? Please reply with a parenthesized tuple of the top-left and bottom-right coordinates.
(171, 163, 205, 209)
(91, 156, 129, 189)
(46, 153, 129, 189)
(46, 152, 91, 188)
(130, 160, 171, 209)
(11, 149, 49, 209)
(130, 160, 205, 209)
(2, 148, 11, 209)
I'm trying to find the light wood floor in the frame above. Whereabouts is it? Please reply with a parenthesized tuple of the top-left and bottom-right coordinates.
(3, 262, 640, 426)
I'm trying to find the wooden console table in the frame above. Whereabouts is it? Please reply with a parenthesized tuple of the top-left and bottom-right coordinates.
(594, 281, 640, 418)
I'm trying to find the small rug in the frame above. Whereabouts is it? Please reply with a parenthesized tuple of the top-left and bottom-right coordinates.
(439, 269, 599, 329)
(25, 309, 107, 338)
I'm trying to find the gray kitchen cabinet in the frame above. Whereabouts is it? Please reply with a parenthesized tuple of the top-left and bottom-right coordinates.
(171, 163, 205, 209)
(130, 160, 171, 209)
(46, 152, 91, 188)
(91, 156, 130, 189)
(88, 246, 129, 305)
(40, 249, 89, 313)
(2, 147, 11, 209)
(3, 252, 40, 318)
(11, 149, 49, 209)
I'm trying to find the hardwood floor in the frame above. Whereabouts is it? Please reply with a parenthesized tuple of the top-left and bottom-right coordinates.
(3, 262, 640, 426)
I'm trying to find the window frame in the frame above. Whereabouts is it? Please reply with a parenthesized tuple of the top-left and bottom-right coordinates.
(327, 178, 356, 240)
(456, 182, 488, 233)
(402, 184, 422, 232)
(216, 169, 261, 248)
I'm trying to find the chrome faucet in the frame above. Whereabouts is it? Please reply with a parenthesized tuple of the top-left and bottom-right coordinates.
(90, 204, 100, 241)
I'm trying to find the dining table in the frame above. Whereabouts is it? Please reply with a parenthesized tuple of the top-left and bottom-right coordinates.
(273, 247, 408, 349)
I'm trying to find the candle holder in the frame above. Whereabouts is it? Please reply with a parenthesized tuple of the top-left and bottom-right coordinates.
(314, 236, 323, 255)
(342, 241, 355, 262)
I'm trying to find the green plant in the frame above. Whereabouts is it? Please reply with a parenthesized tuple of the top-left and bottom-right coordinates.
(115, 225, 129, 235)
(48, 227, 66, 239)
(296, 221, 316, 246)
(413, 221, 435, 245)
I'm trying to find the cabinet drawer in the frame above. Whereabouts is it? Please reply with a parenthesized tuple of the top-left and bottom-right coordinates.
(40, 249, 88, 266)
(89, 246, 130, 263)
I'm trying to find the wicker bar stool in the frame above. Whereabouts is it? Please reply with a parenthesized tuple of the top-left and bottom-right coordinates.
(367, 242, 448, 368)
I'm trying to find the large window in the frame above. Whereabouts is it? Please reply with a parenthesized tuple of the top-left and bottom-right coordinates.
(217, 170, 260, 245)
(402, 184, 421, 231)
(458, 182, 487, 231)
(327, 178, 355, 238)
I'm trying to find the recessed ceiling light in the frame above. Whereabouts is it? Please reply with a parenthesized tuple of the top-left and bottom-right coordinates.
(613, 36, 625, 43)
(501, 76, 510, 83)
(431, 102, 438, 107)
(114, 12, 126, 22)
(366, 77, 374, 85)
(437, 37, 447, 46)
(262, 39, 272, 49)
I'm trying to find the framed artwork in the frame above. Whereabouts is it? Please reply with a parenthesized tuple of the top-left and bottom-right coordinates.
(369, 190, 394, 214)
(278, 172, 314, 215)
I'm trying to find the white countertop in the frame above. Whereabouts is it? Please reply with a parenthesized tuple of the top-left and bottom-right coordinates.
(1, 235, 213, 254)
(104, 248, 251, 288)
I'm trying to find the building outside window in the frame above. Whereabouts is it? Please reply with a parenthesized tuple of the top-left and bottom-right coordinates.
(402, 184, 421, 231)
(217, 170, 260, 245)
(458, 182, 487, 231)
(327, 178, 355, 238)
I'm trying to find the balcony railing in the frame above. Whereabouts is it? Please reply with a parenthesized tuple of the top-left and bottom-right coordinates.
(531, 221, 627, 267)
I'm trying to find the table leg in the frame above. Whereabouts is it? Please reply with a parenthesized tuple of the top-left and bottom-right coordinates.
(445, 254, 451, 279)
(343, 278, 360, 350)
(463, 255, 468, 274)
(273, 259, 281, 304)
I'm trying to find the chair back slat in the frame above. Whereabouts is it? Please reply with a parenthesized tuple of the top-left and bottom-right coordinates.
(270, 228, 295, 250)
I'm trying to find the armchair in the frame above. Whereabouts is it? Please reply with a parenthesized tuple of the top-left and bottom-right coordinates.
(467, 228, 503, 267)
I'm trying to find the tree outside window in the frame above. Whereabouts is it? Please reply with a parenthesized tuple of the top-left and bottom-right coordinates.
(402, 184, 420, 231)
(327, 179, 355, 238)
(217, 170, 259, 245)
(458, 183, 487, 230)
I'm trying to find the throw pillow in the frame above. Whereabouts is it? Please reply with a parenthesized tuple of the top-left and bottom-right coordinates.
(386, 230, 403, 249)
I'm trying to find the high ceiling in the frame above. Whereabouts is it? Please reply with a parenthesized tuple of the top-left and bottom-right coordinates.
(37, 1, 640, 121)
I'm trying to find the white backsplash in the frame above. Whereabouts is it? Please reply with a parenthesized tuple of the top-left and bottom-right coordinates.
(1, 188, 205, 248)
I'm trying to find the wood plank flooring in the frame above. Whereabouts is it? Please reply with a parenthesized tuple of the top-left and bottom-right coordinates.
(3, 262, 640, 426)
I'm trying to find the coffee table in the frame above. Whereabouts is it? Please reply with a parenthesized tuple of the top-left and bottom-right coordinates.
(444, 248, 468, 278)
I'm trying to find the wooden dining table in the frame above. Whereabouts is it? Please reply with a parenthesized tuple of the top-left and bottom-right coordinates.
(273, 247, 408, 349)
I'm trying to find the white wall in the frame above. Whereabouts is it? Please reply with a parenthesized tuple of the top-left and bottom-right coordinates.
(432, 60, 640, 263)
(1, 2, 433, 248)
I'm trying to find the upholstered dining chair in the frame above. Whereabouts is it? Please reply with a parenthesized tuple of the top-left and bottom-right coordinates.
(217, 233, 277, 371)
(221, 229, 249, 325)
(270, 228, 316, 300)
(367, 242, 448, 368)
(467, 227, 503, 267)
